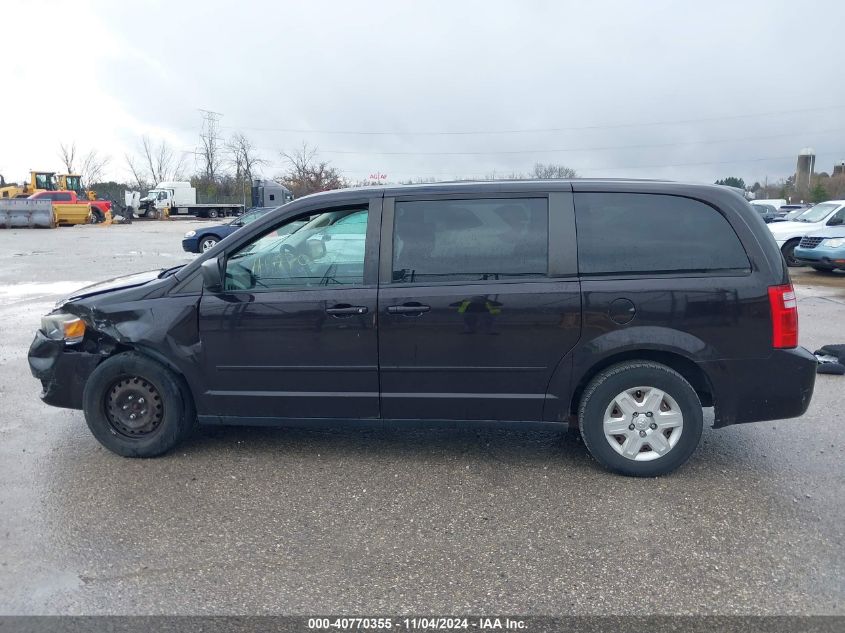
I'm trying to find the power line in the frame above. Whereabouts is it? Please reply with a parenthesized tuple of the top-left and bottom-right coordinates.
(220, 104, 845, 137)
(305, 127, 845, 157)
(367, 151, 844, 179)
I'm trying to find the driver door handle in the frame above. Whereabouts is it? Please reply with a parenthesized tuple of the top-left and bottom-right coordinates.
(326, 305, 368, 316)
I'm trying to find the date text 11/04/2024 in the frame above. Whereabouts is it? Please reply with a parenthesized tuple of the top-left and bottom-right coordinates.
(307, 617, 527, 630)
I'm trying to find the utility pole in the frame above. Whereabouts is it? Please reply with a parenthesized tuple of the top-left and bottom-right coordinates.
(197, 109, 223, 184)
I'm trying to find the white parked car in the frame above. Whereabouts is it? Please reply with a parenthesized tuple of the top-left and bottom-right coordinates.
(768, 200, 845, 266)
(753, 198, 787, 210)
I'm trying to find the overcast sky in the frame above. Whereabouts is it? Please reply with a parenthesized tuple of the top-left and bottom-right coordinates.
(3, 0, 844, 186)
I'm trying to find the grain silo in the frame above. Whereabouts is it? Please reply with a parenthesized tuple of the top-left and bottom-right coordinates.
(796, 148, 815, 190)
(834, 161, 845, 177)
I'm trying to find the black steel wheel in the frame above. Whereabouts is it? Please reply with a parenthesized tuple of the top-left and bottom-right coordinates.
(83, 352, 196, 457)
(105, 376, 164, 438)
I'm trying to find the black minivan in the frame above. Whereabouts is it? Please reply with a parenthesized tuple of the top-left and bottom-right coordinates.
(28, 180, 817, 476)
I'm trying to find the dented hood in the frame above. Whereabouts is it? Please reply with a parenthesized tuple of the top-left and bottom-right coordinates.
(60, 269, 172, 305)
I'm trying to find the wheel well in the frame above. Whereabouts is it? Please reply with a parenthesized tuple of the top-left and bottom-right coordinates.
(570, 350, 714, 414)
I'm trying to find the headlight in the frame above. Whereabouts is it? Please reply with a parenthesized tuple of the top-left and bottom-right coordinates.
(824, 238, 845, 248)
(41, 313, 86, 344)
(184, 230, 197, 238)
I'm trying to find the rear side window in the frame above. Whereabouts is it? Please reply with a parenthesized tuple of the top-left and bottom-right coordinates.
(392, 198, 548, 283)
(55, 192, 72, 202)
(575, 193, 750, 275)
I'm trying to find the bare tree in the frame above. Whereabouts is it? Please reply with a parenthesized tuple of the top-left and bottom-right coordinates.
(58, 142, 77, 173)
(124, 137, 187, 190)
(140, 135, 188, 184)
(277, 143, 346, 197)
(79, 149, 110, 186)
(532, 163, 578, 179)
(124, 154, 149, 190)
(226, 133, 266, 184)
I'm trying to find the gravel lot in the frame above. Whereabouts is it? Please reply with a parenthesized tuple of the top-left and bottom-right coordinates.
(0, 221, 843, 615)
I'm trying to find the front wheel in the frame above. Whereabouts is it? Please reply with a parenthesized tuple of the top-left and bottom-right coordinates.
(578, 361, 703, 477)
(82, 352, 196, 457)
(199, 236, 219, 252)
(781, 239, 802, 267)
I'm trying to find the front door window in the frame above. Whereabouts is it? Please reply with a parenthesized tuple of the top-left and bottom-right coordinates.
(224, 208, 368, 291)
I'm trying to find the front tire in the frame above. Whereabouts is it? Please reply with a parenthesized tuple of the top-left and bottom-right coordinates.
(82, 352, 195, 457)
(782, 239, 801, 267)
(578, 361, 703, 477)
(199, 236, 219, 252)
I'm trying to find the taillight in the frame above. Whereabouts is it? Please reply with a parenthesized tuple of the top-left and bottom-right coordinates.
(768, 284, 798, 348)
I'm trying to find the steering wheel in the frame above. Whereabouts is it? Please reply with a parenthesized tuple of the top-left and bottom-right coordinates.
(279, 243, 313, 278)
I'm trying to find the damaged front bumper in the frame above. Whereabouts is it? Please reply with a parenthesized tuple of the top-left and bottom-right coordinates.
(28, 330, 102, 410)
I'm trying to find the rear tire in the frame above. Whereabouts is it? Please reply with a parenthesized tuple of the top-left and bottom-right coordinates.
(208, 208, 219, 219)
(82, 352, 195, 457)
(782, 239, 802, 267)
(578, 361, 703, 477)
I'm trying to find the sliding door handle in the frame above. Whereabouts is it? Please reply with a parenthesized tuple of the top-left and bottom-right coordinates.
(387, 303, 431, 315)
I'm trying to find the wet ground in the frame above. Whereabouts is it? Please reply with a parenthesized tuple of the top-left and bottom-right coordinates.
(0, 222, 843, 615)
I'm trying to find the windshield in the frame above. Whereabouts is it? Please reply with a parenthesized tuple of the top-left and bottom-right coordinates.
(796, 203, 839, 223)
(35, 173, 55, 190)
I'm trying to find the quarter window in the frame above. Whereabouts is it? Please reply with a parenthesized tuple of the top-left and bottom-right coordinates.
(224, 208, 368, 291)
(575, 193, 750, 275)
(392, 198, 548, 283)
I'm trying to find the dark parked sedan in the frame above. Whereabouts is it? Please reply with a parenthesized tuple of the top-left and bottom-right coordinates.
(750, 202, 784, 223)
(182, 207, 276, 253)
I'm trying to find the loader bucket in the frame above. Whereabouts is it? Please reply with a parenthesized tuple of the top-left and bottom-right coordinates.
(0, 199, 56, 229)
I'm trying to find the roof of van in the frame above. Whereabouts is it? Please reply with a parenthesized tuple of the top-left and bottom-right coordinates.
(297, 178, 736, 200)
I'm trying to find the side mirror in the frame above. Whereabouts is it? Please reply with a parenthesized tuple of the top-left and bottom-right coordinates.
(200, 256, 224, 291)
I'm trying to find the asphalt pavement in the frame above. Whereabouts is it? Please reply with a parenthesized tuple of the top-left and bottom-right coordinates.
(0, 222, 843, 615)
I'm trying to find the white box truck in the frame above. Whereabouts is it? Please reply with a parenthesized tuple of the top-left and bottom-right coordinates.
(139, 181, 244, 219)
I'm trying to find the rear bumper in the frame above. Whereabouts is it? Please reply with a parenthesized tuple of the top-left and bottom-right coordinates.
(28, 331, 101, 410)
(703, 347, 817, 428)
